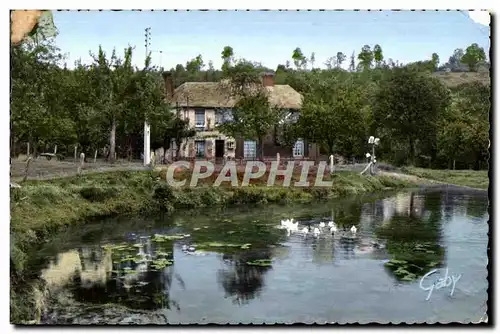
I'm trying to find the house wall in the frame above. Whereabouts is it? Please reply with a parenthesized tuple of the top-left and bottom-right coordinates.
(175, 107, 236, 159)
(235, 135, 318, 159)
(234, 121, 320, 159)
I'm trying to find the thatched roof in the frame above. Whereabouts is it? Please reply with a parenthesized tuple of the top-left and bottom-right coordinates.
(170, 81, 303, 109)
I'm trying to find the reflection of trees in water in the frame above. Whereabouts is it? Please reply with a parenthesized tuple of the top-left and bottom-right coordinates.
(217, 249, 273, 306)
(465, 195, 489, 219)
(333, 201, 362, 230)
(376, 191, 445, 282)
(439, 189, 488, 221)
(67, 238, 180, 311)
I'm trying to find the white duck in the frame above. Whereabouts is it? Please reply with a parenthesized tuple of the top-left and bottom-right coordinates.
(280, 219, 291, 228)
(289, 220, 299, 232)
(350, 225, 357, 234)
(330, 225, 337, 235)
(319, 222, 326, 228)
(313, 227, 321, 237)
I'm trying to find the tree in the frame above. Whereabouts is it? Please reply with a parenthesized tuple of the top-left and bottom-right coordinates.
(373, 44, 384, 67)
(373, 67, 451, 165)
(294, 76, 367, 156)
(357, 45, 373, 71)
(292, 47, 307, 70)
(217, 60, 283, 158)
(87, 46, 136, 162)
(431, 53, 440, 71)
(336, 52, 346, 68)
(186, 54, 204, 73)
(348, 51, 356, 72)
(221, 45, 234, 73)
(446, 48, 465, 71)
(309, 52, 316, 69)
(461, 43, 486, 72)
(437, 82, 490, 169)
(324, 56, 335, 70)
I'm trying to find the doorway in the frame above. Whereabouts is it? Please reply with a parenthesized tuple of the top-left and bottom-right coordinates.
(215, 140, 225, 158)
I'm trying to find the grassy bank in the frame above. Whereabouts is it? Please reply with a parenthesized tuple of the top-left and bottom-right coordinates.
(10, 169, 415, 323)
(402, 167, 489, 190)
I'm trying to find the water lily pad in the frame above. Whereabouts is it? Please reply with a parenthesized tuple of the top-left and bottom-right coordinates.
(155, 251, 172, 257)
(401, 273, 418, 281)
(151, 234, 185, 242)
(428, 261, 440, 267)
(150, 258, 174, 270)
(246, 259, 272, 267)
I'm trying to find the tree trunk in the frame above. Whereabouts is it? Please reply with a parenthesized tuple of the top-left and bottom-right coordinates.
(258, 137, 264, 159)
(109, 117, 116, 163)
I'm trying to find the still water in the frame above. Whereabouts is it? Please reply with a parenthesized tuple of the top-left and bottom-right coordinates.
(37, 187, 489, 324)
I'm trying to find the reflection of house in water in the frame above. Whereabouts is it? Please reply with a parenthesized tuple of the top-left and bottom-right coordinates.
(358, 200, 386, 233)
(338, 236, 356, 259)
(41, 248, 113, 290)
(381, 193, 425, 225)
(311, 237, 334, 264)
(41, 238, 177, 311)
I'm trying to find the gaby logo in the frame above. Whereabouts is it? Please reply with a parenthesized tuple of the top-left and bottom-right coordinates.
(163, 160, 333, 188)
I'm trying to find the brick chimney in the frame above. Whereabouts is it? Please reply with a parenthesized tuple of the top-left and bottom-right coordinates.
(262, 72, 274, 87)
(162, 71, 174, 100)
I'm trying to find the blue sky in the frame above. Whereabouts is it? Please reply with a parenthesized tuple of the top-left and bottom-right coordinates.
(52, 10, 490, 70)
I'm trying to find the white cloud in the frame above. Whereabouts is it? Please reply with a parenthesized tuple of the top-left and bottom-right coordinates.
(468, 10, 491, 26)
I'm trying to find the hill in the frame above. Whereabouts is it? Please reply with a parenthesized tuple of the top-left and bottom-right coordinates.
(432, 71, 490, 88)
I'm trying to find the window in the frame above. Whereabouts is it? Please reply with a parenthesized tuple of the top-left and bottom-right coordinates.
(243, 140, 257, 159)
(195, 109, 205, 129)
(195, 140, 205, 157)
(293, 139, 304, 157)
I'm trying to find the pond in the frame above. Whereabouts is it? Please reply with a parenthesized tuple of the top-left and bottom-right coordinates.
(35, 187, 489, 324)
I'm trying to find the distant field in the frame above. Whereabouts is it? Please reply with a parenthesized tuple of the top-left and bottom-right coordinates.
(432, 71, 490, 88)
(404, 167, 489, 190)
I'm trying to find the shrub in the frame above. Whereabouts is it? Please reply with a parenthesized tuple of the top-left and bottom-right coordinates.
(79, 186, 118, 202)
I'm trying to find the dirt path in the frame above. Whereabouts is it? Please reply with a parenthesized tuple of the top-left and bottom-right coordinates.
(10, 158, 149, 182)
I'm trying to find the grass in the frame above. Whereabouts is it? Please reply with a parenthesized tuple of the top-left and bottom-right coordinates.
(10, 168, 416, 324)
(402, 167, 489, 190)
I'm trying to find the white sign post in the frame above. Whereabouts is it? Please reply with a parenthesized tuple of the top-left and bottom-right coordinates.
(144, 122, 151, 166)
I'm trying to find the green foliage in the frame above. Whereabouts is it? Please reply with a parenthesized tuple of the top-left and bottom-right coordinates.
(373, 67, 451, 165)
(295, 75, 367, 156)
(461, 43, 487, 72)
(357, 45, 374, 71)
(437, 82, 490, 169)
(11, 39, 172, 160)
(11, 37, 489, 170)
